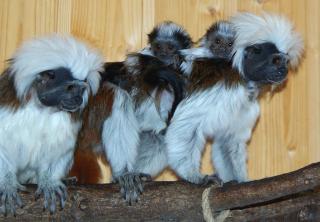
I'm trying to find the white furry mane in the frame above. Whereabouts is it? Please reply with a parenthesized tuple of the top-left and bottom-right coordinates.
(231, 12, 304, 74)
(9, 35, 104, 100)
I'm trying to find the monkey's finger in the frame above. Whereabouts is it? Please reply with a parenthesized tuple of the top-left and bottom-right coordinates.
(118, 178, 126, 198)
(43, 190, 49, 211)
(125, 191, 132, 205)
(7, 195, 16, 217)
(0, 205, 5, 215)
(13, 192, 23, 209)
(59, 184, 68, 201)
(133, 175, 144, 194)
(0, 194, 3, 206)
(127, 176, 135, 193)
(1, 193, 7, 208)
(49, 192, 56, 214)
(131, 191, 139, 204)
(55, 188, 65, 209)
(34, 188, 42, 201)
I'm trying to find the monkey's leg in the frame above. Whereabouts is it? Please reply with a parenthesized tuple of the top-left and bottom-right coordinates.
(35, 152, 73, 214)
(102, 89, 140, 203)
(212, 139, 237, 183)
(227, 141, 248, 182)
(0, 157, 24, 216)
(134, 131, 168, 177)
(214, 137, 248, 183)
(116, 132, 168, 204)
(166, 121, 210, 184)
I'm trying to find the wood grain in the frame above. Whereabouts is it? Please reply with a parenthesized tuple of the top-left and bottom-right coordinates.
(0, 0, 319, 183)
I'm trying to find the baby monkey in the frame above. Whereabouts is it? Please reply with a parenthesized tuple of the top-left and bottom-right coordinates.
(199, 20, 236, 60)
(180, 21, 236, 75)
(142, 21, 193, 70)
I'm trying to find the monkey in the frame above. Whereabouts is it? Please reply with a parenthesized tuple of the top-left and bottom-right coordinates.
(140, 21, 193, 71)
(180, 20, 236, 75)
(69, 21, 192, 198)
(103, 22, 193, 203)
(165, 13, 303, 185)
(0, 35, 103, 216)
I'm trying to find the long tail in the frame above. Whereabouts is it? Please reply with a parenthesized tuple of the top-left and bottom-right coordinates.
(143, 64, 185, 123)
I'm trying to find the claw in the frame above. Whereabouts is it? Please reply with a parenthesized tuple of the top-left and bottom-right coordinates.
(202, 174, 223, 186)
(35, 182, 68, 214)
(115, 172, 152, 204)
(0, 186, 23, 216)
(61, 176, 78, 186)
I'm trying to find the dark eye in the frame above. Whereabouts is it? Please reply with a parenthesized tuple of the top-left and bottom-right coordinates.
(155, 43, 161, 50)
(168, 44, 174, 50)
(215, 38, 221, 44)
(67, 84, 75, 91)
(228, 42, 233, 47)
(253, 46, 262, 54)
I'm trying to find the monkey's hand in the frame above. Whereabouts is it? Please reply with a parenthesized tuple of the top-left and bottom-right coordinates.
(116, 172, 152, 205)
(35, 180, 67, 214)
(201, 174, 223, 187)
(0, 183, 25, 216)
(172, 54, 183, 70)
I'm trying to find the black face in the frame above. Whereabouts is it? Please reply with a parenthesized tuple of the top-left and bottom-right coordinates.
(151, 39, 183, 66)
(207, 32, 234, 60)
(35, 67, 87, 112)
(243, 43, 289, 84)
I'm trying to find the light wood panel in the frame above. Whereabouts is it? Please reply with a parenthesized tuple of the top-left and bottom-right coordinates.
(0, 0, 319, 182)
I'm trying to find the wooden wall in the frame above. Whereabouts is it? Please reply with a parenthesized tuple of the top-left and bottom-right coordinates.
(0, 0, 319, 182)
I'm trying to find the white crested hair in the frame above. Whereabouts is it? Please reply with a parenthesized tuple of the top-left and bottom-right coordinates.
(155, 21, 184, 37)
(9, 34, 104, 100)
(231, 12, 304, 74)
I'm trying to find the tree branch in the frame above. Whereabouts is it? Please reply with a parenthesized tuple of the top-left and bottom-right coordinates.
(2, 162, 320, 221)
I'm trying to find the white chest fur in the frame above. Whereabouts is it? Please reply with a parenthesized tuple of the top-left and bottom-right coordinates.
(0, 101, 81, 181)
(173, 83, 260, 141)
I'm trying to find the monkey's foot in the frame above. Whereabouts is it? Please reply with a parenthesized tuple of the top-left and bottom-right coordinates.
(201, 174, 223, 186)
(116, 172, 152, 205)
(0, 185, 25, 217)
(35, 181, 67, 214)
(61, 176, 78, 186)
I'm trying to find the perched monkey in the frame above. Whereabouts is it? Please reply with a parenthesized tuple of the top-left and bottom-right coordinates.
(165, 13, 303, 184)
(0, 35, 103, 215)
(70, 22, 192, 201)
(199, 21, 236, 59)
(104, 22, 193, 203)
(180, 21, 236, 75)
(140, 21, 193, 70)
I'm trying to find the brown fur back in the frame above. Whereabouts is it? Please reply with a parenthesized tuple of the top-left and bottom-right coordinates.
(188, 58, 242, 93)
(0, 69, 21, 109)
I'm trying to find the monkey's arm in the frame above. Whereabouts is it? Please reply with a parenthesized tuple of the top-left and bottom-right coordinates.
(35, 151, 74, 214)
(0, 153, 24, 216)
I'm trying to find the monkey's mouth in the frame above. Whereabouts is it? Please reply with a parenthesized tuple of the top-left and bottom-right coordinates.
(59, 96, 83, 112)
(265, 68, 288, 84)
